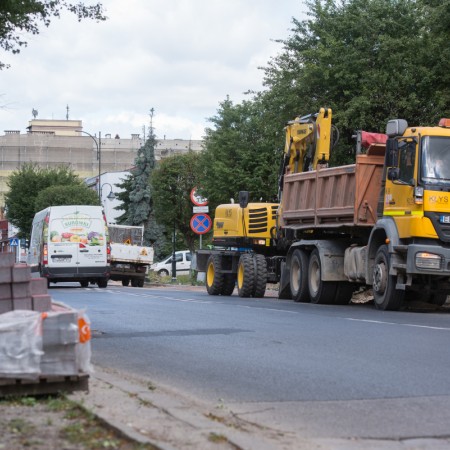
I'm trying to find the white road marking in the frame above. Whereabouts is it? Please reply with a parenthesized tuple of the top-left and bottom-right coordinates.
(346, 317, 450, 331)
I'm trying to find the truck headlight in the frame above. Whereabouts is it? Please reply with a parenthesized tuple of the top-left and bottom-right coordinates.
(415, 252, 442, 270)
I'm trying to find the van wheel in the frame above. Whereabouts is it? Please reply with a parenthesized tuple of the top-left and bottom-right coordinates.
(98, 279, 108, 288)
(122, 279, 130, 286)
(80, 280, 89, 288)
(158, 269, 169, 277)
(206, 255, 224, 295)
(290, 249, 310, 302)
(308, 249, 337, 304)
(237, 254, 255, 298)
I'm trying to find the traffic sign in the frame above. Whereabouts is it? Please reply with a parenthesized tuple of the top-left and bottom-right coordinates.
(9, 238, 19, 247)
(193, 206, 209, 213)
(190, 187, 208, 206)
(190, 213, 212, 235)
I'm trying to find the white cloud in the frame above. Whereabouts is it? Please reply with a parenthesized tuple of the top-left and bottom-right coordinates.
(0, 0, 305, 140)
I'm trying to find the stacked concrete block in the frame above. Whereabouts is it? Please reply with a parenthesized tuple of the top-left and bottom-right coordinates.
(41, 309, 79, 375)
(0, 252, 51, 314)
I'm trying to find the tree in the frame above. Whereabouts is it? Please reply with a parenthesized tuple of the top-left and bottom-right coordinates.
(151, 152, 203, 253)
(117, 110, 168, 258)
(5, 163, 91, 239)
(199, 97, 279, 210)
(0, 0, 106, 70)
(34, 184, 99, 212)
(260, 0, 449, 162)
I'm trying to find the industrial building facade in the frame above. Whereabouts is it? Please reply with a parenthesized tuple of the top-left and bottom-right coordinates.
(0, 119, 203, 212)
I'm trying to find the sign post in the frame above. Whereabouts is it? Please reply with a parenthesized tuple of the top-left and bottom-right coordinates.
(190, 187, 209, 249)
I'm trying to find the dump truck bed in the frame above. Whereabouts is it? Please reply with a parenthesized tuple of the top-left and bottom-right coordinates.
(280, 146, 385, 230)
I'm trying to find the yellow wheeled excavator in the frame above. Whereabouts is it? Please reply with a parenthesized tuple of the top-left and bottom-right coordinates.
(197, 108, 337, 298)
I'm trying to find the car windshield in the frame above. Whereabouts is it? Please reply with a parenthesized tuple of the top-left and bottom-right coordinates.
(421, 136, 450, 185)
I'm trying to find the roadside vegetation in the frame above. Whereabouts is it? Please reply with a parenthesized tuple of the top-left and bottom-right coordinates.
(0, 395, 157, 450)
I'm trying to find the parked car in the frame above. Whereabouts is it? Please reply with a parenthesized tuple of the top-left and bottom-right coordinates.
(151, 250, 192, 276)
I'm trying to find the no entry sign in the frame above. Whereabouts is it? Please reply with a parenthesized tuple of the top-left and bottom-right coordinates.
(190, 213, 212, 235)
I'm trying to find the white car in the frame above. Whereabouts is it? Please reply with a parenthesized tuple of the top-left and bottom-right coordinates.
(151, 250, 192, 276)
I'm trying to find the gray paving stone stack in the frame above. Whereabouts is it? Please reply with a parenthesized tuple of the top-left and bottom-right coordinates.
(0, 252, 51, 314)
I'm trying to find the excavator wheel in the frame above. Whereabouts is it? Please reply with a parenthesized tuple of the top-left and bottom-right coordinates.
(290, 249, 310, 302)
(206, 255, 224, 295)
(237, 254, 255, 298)
(308, 249, 337, 304)
(253, 254, 267, 298)
(221, 274, 236, 296)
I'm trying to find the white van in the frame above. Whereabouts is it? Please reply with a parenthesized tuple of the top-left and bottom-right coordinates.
(151, 250, 192, 276)
(28, 205, 110, 288)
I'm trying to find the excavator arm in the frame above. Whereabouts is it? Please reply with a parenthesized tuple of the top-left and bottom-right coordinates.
(284, 107, 333, 174)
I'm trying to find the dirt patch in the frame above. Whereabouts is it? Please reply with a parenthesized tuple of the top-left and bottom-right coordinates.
(0, 396, 157, 450)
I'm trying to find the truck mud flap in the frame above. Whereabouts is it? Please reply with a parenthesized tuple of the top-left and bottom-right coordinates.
(278, 261, 292, 299)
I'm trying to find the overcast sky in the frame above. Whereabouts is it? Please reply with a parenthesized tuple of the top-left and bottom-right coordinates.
(0, 0, 304, 140)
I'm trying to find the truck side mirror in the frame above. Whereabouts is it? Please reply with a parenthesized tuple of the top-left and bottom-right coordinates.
(387, 167, 400, 181)
(239, 191, 249, 208)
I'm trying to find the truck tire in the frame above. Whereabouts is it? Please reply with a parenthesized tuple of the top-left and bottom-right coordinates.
(80, 280, 89, 288)
(237, 254, 255, 298)
(334, 282, 355, 305)
(206, 255, 224, 295)
(253, 254, 267, 298)
(221, 274, 236, 296)
(131, 278, 138, 287)
(137, 278, 145, 288)
(308, 249, 337, 304)
(98, 279, 108, 288)
(122, 278, 130, 287)
(372, 245, 405, 310)
(290, 249, 310, 302)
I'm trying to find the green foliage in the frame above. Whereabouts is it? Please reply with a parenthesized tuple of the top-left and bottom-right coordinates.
(0, 0, 106, 70)
(151, 152, 202, 253)
(260, 0, 449, 151)
(5, 163, 87, 239)
(115, 112, 169, 258)
(114, 173, 133, 224)
(34, 184, 99, 212)
(199, 97, 279, 209)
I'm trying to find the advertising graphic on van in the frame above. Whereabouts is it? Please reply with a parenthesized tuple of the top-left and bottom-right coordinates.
(45, 210, 107, 246)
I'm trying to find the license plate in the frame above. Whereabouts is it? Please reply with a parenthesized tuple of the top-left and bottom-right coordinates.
(439, 215, 450, 224)
(53, 257, 71, 262)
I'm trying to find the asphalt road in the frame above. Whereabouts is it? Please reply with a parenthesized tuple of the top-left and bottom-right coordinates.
(50, 282, 450, 442)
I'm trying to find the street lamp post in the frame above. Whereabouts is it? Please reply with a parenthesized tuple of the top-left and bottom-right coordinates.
(76, 130, 101, 201)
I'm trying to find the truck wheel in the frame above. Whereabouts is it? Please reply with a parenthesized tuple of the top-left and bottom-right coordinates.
(137, 278, 145, 288)
(308, 249, 337, 304)
(80, 280, 89, 288)
(334, 282, 356, 305)
(430, 292, 448, 306)
(290, 249, 310, 302)
(98, 279, 108, 288)
(221, 274, 236, 296)
(372, 245, 404, 310)
(252, 254, 267, 298)
(122, 279, 130, 287)
(237, 254, 255, 298)
(206, 255, 224, 295)
(131, 278, 138, 287)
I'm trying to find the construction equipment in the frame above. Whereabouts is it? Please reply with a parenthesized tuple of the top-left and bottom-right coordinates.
(195, 111, 450, 310)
